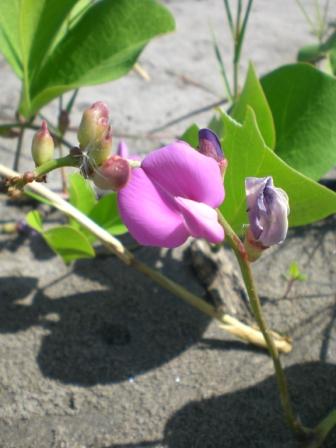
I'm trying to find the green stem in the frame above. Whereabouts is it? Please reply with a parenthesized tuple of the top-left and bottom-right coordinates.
(295, 0, 318, 38)
(232, 0, 253, 101)
(217, 210, 311, 437)
(33, 154, 79, 178)
(13, 127, 25, 171)
(66, 89, 79, 114)
(223, 0, 235, 37)
(310, 409, 336, 448)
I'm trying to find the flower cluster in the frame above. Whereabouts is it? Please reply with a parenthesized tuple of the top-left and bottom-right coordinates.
(31, 102, 289, 257)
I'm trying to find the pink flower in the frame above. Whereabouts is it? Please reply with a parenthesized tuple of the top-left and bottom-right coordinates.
(118, 141, 225, 248)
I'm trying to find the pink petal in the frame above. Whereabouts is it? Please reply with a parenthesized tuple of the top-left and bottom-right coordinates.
(118, 168, 189, 248)
(175, 196, 224, 244)
(141, 141, 224, 207)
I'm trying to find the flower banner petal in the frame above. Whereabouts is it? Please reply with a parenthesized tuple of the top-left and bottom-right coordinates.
(141, 141, 224, 207)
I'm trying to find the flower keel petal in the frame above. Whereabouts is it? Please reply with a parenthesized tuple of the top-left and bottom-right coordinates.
(175, 196, 224, 244)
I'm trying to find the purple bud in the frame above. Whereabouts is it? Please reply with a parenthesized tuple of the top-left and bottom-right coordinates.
(92, 155, 131, 191)
(31, 121, 55, 166)
(77, 101, 110, 150)
(245, 176, 289, 248)
(198, 128, 227, 175)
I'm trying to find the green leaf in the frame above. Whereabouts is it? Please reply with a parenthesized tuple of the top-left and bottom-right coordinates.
(297, 43, 323, 63)
(330, 48, 336, 75)
(22, 0, 175, 116)
(68, 173, 97, 214)
(231, 63, 275, 149)
(0, 0, 23, 77)
(208, 112, 226, 139)
(26, 210, 44, 232)
(297, 32, 336, 63)
(180, 124, 199, 147)
(261, 63, 336, 180)
(26, 211, 94, 262)
(0, 0, 79, 111)
(89, 193, 127, 236)
(219, 108, 336, 233)
(43, 226, 95, 263)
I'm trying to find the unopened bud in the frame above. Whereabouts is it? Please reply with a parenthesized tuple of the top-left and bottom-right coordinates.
(198, 128, 227, 176)
(77, 101, 110, 149)
(92, 155, 131, 191)
(244, 177, 290, 261)
(88, 125, 112, 167)
(31, 121, 55, 166)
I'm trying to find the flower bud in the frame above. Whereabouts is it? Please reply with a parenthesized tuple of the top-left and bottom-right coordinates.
(198, 128, 228, 176)
(88, 125, 113, 167)
(92, 155, 131, 191)
(244, 176, 289, 260)
(31, 121, 55, 166)
(77, 101, 110, 149)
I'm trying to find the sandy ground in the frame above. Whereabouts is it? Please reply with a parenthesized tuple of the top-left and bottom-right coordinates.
(0, 1, 336, 447)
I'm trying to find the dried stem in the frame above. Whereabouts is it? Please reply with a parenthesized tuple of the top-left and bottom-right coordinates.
(0, 162, 291, 353)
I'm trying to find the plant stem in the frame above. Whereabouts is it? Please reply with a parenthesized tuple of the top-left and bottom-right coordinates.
(232, 0, 253, 101)
(223, 0, 235, 37)
(66, 89, 79, 114)
(33, 154, 80, 178)
(13, 127, 25, 171)
(0, 162, 292, 353)
(217, 210, 311, 437)
(58, 95, 68, 194)
(311, 409, 336, 447)
(295, 0, 318, 37)
(211, 26, 234, 102)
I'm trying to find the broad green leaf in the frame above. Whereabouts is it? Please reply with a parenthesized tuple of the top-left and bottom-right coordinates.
(180, 124, 199, 147)
(68, 173, 97, 215)
(0, 0, 22, 77)
(232, 63, 275, 149)
(261, 63, 336, 180)
(24, 0, 78, 77)
(0, 0, 78, 110)
(26, 210, 43, 232)
(43, 225, 95, 263)
(219, 108, 336, 233)
(22, 0, 175, 116)
(89, 193, 127, 236)
(25, 211, 94, 262)
(51, 0, 92, 51)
